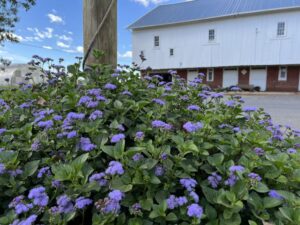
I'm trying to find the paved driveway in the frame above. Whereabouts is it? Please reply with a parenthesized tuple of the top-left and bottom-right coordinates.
(242, 95, 300, 129)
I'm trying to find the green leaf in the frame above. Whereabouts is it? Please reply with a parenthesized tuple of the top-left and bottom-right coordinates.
(114, 139, 125, 159)
(140, 159, 158, 170)
(248, 220, 258, 225)
(208, 153, 224, 166)
(253, 183, 269, 193)
(22, 160, 40, 178)
(292, 169, 300, 182)
(166, 213, 177, 221)
(140, 198, 153, 211)
(263, 197, 282, 208)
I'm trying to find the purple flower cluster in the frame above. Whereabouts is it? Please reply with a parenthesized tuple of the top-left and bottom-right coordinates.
(9, 195, 33, 215)
(0, 163, 5, 174)
(248, 172, 262, 182)
(154, 165, 165, 176)
(167, 195, 188, 209)
(89, 110, 103, 121)
(208, 172, 222, 188)
(183, 122, 203, 133)
(101, 190, 124, 214)
(37, 167, 51, 178)
(254, 147, 265, 156)
(135, 131, 144, 140)
(180, 178, 197, 192)
(225, 165, 245, 187)
(187, 203, 203, 219)
(243, 106, 258, 112)
(104, 83, 117, 90)
(11, 214, 37, 225)
(187, 105, 200, 111)
(269, 190, 284, 200)
(28, 186, 49, 207)
(152, 98, 166, 106)
(89, 172, 107, 186)
(80, 137, 96, 152)
(287, 148, 297, 154)
(111, 133, 125, 143)
(57, 195, 74, 213)
(132, 153, 144, 162)
(75, 197, 93, 209)
(121, 90, 132, 96)
(152, 120, 172, 130)
(37, 120, 54, 130)
(105, 161, 124, 175)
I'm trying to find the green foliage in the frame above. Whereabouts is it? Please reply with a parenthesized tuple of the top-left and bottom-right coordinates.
(0, 58, 300, 225)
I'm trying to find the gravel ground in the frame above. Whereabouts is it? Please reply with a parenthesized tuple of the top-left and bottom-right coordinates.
(242, 95, 300, 129)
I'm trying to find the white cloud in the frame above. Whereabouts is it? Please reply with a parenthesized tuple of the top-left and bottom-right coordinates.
(27, 27, 54, 40)
(42, 46, 53, 50)
(47, 13, 64, 24)
(76, 46, 84, 53)
(132, 0, 168, 7)
(118, 51, 133, 58)
(57, 34, 72, 41)
(57, 41, 70, 49)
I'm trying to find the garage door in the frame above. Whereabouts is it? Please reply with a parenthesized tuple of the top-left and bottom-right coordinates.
(187, 71, 198, 82)
(250, 69, 267, 91)
(223, 69, 238, 88)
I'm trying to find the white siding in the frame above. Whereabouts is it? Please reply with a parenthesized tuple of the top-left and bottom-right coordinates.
(132, 10, 300, 70)
(250, 69, 267, 91)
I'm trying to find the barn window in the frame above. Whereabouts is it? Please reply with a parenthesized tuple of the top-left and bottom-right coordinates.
(277, 22, 285, 36)
(154, 36, 160, 47)
(207, 68, 214, 82)
(208, 29, 215, 41)
(170, 48, 174, 56)
(278, 66, 287, 81)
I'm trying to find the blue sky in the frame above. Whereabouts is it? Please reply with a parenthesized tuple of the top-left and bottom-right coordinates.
(0, 0, 184, 66)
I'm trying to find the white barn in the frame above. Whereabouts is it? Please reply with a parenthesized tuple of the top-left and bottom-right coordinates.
(129, 0, 300, 91)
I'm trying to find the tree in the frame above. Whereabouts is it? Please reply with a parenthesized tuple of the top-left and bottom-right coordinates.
(83, 0, 117, 68)
(0, 0, 36, 44)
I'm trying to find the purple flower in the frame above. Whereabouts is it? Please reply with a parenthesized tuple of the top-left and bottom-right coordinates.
(37, 120, 54, 129)
(88, 88, 101, 96)
(176, 196, 188, 206)
(37, 167, 50, 178)
(135, 131, 144, 140)
(132, 153, 144, 162)
(28, 186, 49, 207)
(111, 133, 125, 143)
(131, 203, 141, 213)
(67, 130, 77, 139)
(101, 199, 121, 214)
(248, 173, 262, 182)
(187, 204, 203, 219)
(16, 214, 37, 225)
(89, 172, 107, 186)
(152, 120, 172, 130)
(208, 172, 222, 188)
(0, 128, 7, 135)
(8, 169, 23, 177)
(287, 148, 297, 154)
(105, 161, 124, 175)
(89, 110, 103, 121)
(269, 190, 284, 200)
(118, 124, 125, 131)
(167, 195, 178, 209)
(57, 195, 74, 213)
(80, 137, 96, 152)
(0, 163, 6, 174)
(66, 112, 85, 120)
(147, 83, 156, 89)
(15, 203, 33, 215)
(243, 106, 257, 112)
(154, 165, 164, 176)
(96, 95, 107, 102)
(87, 101, 99, 108)
(108, 190, 124, 202)
(180, 95, 189, 101)
(180, 178, 197, 191)
(189, 191, 199, 203)
(52, 180, 61, 188)
(254, 147, 265, 156)
(161, 153, 168, 160)
(121, 90, 132, 96)
(233, 127, 241, 133)
(75, 197, 93, 209)
(225, 174, 238, 187)
(152, 98, 165, 106)
(153, 74, 163, 80)
(183, 122, 203, 133)
(230, 86, 241, 91)
(211, 93, 224, 98)
(77, 96, 92, 106)
(104, 83, 117, 90)
(225, 100, 235, 107)
(229, 165, 245, 173)
(187, 105, 200, 111)
(53, 115, 63, 121)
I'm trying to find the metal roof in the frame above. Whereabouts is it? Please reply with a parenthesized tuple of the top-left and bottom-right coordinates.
(128, 0, 300, 29)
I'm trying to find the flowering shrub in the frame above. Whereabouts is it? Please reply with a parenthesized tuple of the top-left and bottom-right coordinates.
(0, 58, 300, 225)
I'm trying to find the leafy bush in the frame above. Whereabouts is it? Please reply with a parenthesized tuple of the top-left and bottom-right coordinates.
(0, 57, 300, 225)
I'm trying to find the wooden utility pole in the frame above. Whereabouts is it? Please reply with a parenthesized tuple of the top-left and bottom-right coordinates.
(83, 0, 117, 68)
